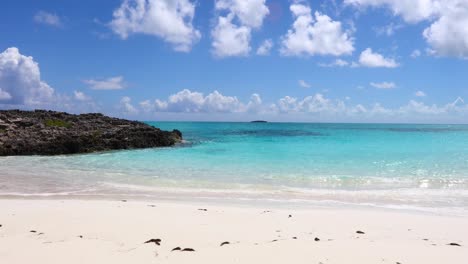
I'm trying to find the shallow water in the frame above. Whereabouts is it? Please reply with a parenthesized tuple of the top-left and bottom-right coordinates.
(1, 122, 468, 215)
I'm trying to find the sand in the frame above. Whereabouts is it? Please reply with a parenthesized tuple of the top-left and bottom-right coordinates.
(0, 199, 466, 264)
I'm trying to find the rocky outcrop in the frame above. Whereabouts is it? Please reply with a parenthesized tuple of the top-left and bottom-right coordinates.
(0, 110, 182, 156)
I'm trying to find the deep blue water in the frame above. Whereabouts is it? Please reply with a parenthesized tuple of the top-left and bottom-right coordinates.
(1, 122, 468, 214)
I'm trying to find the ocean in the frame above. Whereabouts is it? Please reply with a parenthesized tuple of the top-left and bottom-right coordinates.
(1, 122, 468, 215)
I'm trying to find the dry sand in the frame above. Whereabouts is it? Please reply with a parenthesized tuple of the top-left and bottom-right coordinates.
(0, 199, 466, 264)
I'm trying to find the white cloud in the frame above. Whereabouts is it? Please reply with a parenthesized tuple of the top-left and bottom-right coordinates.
(411, 49, 422, 58)
(318, 58, 350, 67)
(370, 81, 396, 89)
(319, 49, 399, 68)
(256, 39, 273, 55)
(34, 11, 63, 27)
(0, 47, 101, 113)
(280, 3, 354, 57)
(215, 0, 270, 28)
(345, 0, 468, 59)
(153, 89, 243, 113)
(211, 14, 251, 57)
(212, 0, 269, 57)
(359, 48, 399, 68)
(245, 93, 263, 113)
(139, 100, 154, 113)
(109, 0, 201, 52)
(119, 96, 139, 115)
(415, 90, 426, 97)
(84, 76, 126, 90)
(344, 0, 438, 23)
(73, 90, 91, 101)
(273, 93, 347, 114)
(298, 80, 311, 88)
(0, 88, 12, 101)
(131, 90, 468, 122)
(0, 47, 55, 106)
(375, 22, 403, 36)
(422, 2, 468, 58)
(141, 89, 265, 114)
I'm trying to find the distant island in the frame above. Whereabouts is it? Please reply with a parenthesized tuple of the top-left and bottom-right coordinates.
(250, 120, 268, 123)
(0, 110, 182, 156)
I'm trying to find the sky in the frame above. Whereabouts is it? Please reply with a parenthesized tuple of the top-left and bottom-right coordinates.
(1, 0, 468, 123)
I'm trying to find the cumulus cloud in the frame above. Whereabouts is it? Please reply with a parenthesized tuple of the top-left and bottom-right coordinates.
(0, 88, 12, 101)
(422, 2, 468, 58)
(318, 49, 398, 68)
(374, 22, 403, 36)
(153, 89, 242, 113)
(256, 39, 273, 55)
(318, 58, 350, 67)
(298, 80, 311, 88)
(0, 47, 55, 106)
(345, 0, 468, 59)
(212, 0, 269, 57)
(73, 90, 91, 101)
(411, 49, 422, 58)
(109, 0, 201, 52)
(211, 15, 252, 57)
(84, 76, 126, 90)
(126, 89, 468, 122)
(273, 93, 347, 114)
(0, 47, 100, 113)
(415, 90, 427, 97)
(34, 11, 63, 27)
(370, 81, 396, 89)
(280, 2, 354, 57)
(139, 89, 266, 114)
(119, 96, 139, 115)
(359, 48, 399, 68)
(344, 0, 438, 23)
(269, 93, 468, 122)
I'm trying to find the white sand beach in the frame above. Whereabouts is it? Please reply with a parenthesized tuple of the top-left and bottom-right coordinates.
(0, 199, 466, 264)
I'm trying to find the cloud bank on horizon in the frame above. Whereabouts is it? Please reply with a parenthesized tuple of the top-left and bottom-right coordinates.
(1, 0, 468, 123)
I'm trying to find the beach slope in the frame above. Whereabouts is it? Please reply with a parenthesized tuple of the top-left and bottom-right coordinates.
(0, 199, 466, 264)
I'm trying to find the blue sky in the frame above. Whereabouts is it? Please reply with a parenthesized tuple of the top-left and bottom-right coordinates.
(1, 0, 468, 123)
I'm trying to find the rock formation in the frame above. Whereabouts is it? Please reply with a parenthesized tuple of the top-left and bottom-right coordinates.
(0, 110, 182, 156)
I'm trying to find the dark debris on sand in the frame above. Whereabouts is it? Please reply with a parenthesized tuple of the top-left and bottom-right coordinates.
(144, 238, 162, 246)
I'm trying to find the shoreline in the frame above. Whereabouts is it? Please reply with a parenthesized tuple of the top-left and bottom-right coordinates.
(0, 199, 466, 263)
(0, 189, 467, 218)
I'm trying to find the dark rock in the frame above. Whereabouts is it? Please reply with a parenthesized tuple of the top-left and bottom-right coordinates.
(356, 231, 365, 234)
(198, 209, 208, 211)
(172, 247, 182, 251)
(314, 237, 320, 241)
(448, 243, 461, 247)
(220, 241, 230, 246)
(0, 110, 182, 156)
(182, 248, 195, 252)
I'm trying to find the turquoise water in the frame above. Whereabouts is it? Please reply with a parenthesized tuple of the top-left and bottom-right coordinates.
(1, 122, 468, 214)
